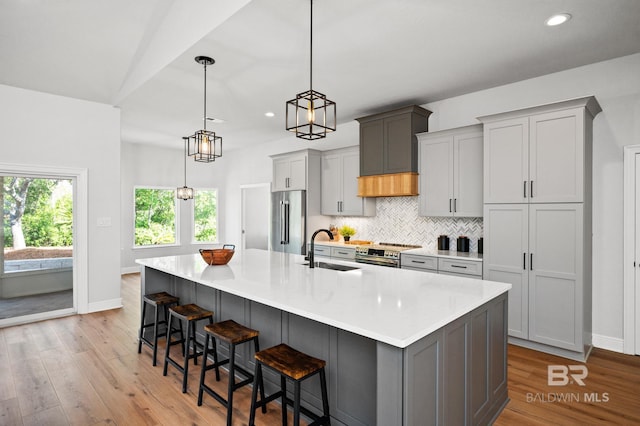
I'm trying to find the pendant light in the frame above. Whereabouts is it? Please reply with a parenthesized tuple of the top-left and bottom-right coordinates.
(177, 137, 194, 200)
(187, 56, 222, 162)
(285, 0, 336, 140)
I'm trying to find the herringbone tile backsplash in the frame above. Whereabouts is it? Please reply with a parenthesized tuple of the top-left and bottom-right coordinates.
(330, 197, 483, 252)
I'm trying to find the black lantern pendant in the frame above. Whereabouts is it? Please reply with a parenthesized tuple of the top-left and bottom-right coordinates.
(286, 0, 336, 140)
(187, 56, 222, 162)
(177, 137, 194, 200)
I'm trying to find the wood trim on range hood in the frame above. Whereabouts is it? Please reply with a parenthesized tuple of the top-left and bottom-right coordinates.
(357, 172, 418, 197)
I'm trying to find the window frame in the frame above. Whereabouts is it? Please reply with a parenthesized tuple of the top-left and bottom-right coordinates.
(191, 187, 218, 245)
(132, 186, 179, 249)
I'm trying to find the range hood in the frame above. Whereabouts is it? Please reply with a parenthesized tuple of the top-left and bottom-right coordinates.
(356, 105, 431, 197)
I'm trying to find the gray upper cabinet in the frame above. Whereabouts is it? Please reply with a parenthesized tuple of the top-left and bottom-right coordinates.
(356, 105, 431, 176)
(321, 147, 375, 216)
(479, 97, 602, 204)
(417, 124, 483, 217)
(271, 149, 321, 192)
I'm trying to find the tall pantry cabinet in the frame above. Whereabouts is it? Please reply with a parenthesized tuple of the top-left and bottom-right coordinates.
(479, 96, 601, 361)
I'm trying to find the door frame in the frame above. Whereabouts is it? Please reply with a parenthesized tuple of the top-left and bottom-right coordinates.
(623, 145, 640, 354)
(0, 162, 88, 325)
(240, 183, 271, 250)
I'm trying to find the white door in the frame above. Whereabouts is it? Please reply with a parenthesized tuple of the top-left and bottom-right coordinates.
(321, 153, 341, 215)
(241, 184, 270, 250)
(636, 154, 640, 354)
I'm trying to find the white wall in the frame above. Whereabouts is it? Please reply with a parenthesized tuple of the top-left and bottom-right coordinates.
(0, 84, 121, 310)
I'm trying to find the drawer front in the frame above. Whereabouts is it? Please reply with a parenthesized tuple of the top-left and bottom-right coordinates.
(331, 247, 356, 260)
(314, 245, 331, 257)
(401, 254, 438, 271)
(438, 258, 482, 276)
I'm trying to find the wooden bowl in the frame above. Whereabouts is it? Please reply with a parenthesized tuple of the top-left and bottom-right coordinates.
(199, 244, 235, 265)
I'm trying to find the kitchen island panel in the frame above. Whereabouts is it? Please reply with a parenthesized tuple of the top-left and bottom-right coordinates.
(330, 328, 377, 426)
(286, 313, 332, 415)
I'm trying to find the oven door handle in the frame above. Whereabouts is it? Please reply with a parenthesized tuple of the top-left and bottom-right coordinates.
(355, 257, 398, 267)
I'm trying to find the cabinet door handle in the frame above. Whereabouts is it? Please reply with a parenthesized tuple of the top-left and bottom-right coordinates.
(449, 199, 452, 213)
(337, 251, 349, 255)
(454, 198, 457, 212)
(530, 253, 533, 271)
(337, 201, 340, 212)
(451, 264, 468, 269)
(524, 181, 527, 198)
(530, 181, 534, 198)
(411, 260, 426, 264)
(523, 252, 526, 270)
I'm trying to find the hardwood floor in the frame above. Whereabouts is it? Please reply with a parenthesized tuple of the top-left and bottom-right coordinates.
(0, 273, 639, 425)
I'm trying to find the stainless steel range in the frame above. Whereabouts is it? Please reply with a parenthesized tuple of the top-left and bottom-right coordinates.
(355, 242, 422, 268)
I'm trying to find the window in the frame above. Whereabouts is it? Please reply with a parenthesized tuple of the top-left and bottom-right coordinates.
(193, 188, 217, 243)
(2, 175, 73, 274)
(134, 187, 177, 246)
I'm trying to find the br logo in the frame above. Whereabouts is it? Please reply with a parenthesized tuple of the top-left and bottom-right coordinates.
(547, 365, 588, 386)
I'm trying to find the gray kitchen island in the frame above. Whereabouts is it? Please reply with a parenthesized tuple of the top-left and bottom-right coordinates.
(136, 249, 511, 426)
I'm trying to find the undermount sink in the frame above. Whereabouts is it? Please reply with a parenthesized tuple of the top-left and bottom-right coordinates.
(300, 262, 360, 272)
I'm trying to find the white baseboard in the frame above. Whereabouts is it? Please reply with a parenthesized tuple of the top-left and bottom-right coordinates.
(87, 298, 123, 313)
(592, 334, 624, 353)
(121, 265, 141, 275)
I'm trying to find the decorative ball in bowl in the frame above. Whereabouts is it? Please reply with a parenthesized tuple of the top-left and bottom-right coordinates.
(199, 244, 235, 265)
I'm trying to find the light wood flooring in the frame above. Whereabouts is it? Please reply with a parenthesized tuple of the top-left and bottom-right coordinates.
(0, 273, 639, 425)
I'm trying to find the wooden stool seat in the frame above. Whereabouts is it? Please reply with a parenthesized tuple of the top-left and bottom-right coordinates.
(255, 343, 326, 381)
(204, 319, 260, 344)
(249, 344, 330, 426)
(138, 291, 180, 366)
(163, 304, 214, 393)
(198, 320, 263, 426)
(143, 291, 179, 306)
(169, 303, 213, 321)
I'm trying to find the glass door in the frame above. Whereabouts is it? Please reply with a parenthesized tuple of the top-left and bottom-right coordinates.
(1, 174, 75, 323)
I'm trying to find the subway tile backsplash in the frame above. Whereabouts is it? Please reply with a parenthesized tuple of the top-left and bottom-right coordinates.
(330, 196, 483, 252)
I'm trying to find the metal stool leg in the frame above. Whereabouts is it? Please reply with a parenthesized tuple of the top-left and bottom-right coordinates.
(152, 303, 160, 366)
(137, 300, 147, 354)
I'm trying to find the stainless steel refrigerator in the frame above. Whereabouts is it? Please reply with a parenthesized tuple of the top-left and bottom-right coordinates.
(271, 190, 306, 255)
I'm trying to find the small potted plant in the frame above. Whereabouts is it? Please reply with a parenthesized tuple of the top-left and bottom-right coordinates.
(339, 225, 356, 242)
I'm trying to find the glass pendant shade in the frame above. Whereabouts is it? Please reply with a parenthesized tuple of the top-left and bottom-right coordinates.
(176, 185, 194, 200)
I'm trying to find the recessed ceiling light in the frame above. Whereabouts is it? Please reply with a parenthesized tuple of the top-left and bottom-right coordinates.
(265, 112, 275, 118)
(546, 13, 571, 26)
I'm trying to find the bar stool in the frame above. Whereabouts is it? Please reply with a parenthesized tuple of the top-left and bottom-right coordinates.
(249, 343, 330, 426)
(137, 291, 180, 366)
(163, 303, 214, 393)
(197, 319, 264, 426)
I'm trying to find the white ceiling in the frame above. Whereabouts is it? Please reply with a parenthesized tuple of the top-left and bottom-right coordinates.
(2, 0, 640, 152)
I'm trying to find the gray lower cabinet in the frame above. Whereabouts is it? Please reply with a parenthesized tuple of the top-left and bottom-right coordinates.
(483, 203, 589, 360)
(401, 253, 482, 278)
(141, 266, 508, 426)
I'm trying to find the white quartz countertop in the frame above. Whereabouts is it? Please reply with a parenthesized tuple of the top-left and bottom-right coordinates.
(136, 249, 509, 348)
